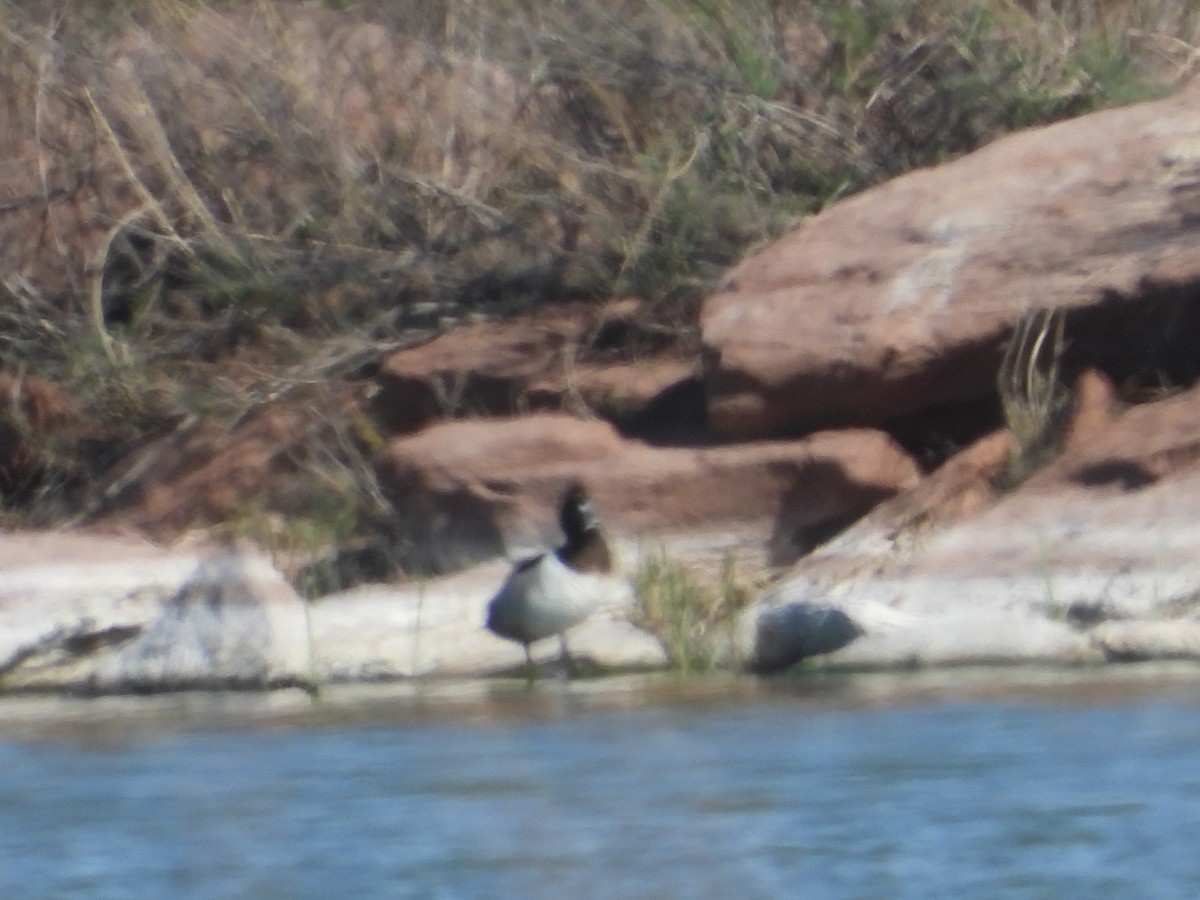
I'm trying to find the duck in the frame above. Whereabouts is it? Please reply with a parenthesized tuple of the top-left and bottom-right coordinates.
(485, 481, 618, 670)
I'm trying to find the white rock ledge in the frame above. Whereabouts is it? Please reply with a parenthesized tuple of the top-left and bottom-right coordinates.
(0, 531, 666, 694)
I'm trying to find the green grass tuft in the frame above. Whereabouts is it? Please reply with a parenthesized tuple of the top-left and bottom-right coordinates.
(633, 549, 754, 673)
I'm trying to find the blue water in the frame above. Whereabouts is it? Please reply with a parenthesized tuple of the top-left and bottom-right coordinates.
(3, 680, 1200, 899)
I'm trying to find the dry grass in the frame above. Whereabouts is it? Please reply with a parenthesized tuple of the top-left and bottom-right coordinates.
(998, 307, 1071, 485)
(0, 0, 1197, 583)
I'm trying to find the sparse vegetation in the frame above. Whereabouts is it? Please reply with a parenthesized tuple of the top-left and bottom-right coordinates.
(998, 307, 1071, 486)
(1, 0, 1197, 592)
(633, 549, 755, 672)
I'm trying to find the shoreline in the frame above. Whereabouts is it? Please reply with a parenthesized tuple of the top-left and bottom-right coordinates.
(4, 661, 1200, 744)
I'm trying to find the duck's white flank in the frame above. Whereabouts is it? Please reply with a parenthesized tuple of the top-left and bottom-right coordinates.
(486, 552, 614, 647)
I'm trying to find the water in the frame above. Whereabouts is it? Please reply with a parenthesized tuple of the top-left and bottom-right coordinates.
(3, 672, 1200, 899)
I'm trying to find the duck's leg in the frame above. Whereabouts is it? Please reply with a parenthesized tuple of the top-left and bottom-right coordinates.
(559, 634, 575, 677)
(522, 642, 536, 681)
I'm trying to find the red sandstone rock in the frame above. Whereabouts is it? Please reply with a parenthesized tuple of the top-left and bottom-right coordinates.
(1034, 377, 1200, 490)
(849, 430, 1015, 543)
(374, 413, 921, 571)
(371, 309, 589, 434)
(1058, 369, 1120, 457)
(702, 82, 1200, 439)
(370, 301, 698, 439)
(747, 378, 1200, 671)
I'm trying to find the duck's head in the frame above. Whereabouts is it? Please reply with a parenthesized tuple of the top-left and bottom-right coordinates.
(554, 481, 612, 572)
(558, 481, 600, 541)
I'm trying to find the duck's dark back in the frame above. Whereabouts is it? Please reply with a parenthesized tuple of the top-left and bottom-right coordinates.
(558, 531, 612, 573)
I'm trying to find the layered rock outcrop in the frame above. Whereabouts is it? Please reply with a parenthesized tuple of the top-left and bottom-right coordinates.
(10, 82, 1200, 691)
(701, 80, 1200, 439)
(370, 300, 703, 442)
(374, 414, 920, 572)
(743, 372, 1200, 673)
